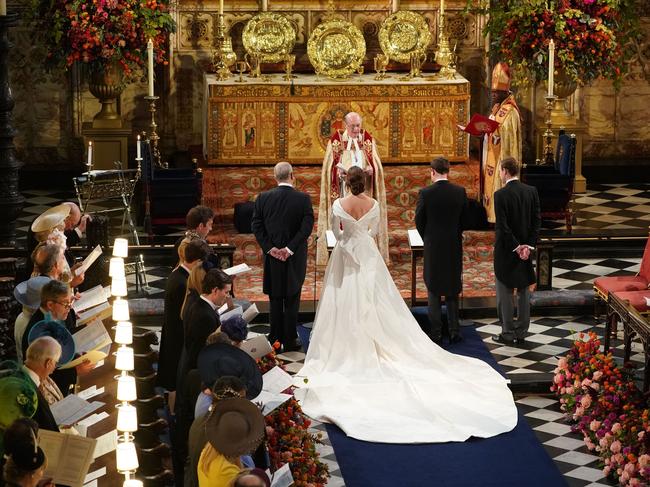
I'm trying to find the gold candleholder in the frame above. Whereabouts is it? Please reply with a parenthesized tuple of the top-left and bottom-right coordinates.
(144, 95, 165, 168)
(542, 95, 557, 166)
(409, 51, 426, 78)
(433, 11, 456, 80)
(212, 14, 233, 80)
(245, 53, 261, 78)
(235, 60, 247, 82)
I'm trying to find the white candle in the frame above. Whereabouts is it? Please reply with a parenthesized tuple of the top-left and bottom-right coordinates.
(391, 0, 398, 13)
(547, 39, 555, 97)
(87, 141, 93, 166)
(136, 135, 141, 159)
(219, 0, 223, 15)
(0, 0, 6, 16)
(440, 0, 444, 18)
(262, 0, 268, 11)
(147, 39, 154, 97)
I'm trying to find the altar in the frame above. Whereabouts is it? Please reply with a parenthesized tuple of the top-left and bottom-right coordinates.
(203, 73, 470, 165)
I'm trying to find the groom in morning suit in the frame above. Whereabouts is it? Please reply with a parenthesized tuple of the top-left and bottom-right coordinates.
(415, 156, 468, 345)
(252, 162, 314, 352)
(493, 157, 541, 345)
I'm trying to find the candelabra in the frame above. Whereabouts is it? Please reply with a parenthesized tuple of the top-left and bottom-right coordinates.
(143, 96, 164, 168)
(434, 12, 456, 80)
(542, 95, 556, 166)
(213, 14, 234, 81)
(0, 13, 24, 246)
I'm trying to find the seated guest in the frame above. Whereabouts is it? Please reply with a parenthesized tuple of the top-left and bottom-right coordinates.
(13, 277, 51, 363)
(32, 242, 84, 290)
(22, 337, 64, 432)
(195, 342, 263, 419)
(2, 418, 53, 487)
(232, 469, 271, 487)
(157, 239, 210, 413)
(0, 366, 38, 445)
(61, 202, 91, 247)
(219, 316, 248, 347)
(185, 376, 247, 487)
(198, 397, 265, 487)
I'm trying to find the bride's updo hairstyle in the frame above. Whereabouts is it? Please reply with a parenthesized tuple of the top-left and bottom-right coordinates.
(346, 166, 365, 196)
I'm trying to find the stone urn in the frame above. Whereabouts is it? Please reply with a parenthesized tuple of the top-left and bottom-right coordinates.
(87, 63, 125, 129)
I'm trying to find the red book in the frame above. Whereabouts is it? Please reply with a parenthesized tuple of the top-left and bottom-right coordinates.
(457, 114, 500, 137)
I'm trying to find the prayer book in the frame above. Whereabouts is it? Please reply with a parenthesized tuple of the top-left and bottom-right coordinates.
(74, 245, 102, 276)
(262, 366, 294, 394)
(72, 285, 109, 313)
(270, 463, 294, 487)
(50, 394, 104, 426)
(38, 430, 97, 487)
(457, 113, 500, 137)
(223, 263, 252, 276)
(241, 334, 273, 360)
(325, 230, 337, 249)
(59, 318, 112, 369)
(76, 301, 112, 325)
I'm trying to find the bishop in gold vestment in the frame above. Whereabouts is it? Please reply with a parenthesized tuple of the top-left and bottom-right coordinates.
(317, 112, 389, 265)
(482, 63, 522, 223)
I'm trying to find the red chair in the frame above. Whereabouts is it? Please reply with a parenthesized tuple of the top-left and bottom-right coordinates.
(594, 232, 650, 317)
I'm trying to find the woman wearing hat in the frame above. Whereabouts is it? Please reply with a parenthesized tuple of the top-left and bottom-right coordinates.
(2, 418, 54, 487)
(197, 397, 265, 487)
(13, 277, 51, 363)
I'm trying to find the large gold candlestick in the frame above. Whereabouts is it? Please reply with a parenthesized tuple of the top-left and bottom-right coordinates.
(144, 95, 164, 168)
(213, 14, 233, 80)
(542, 95, 556, 166)
(434, 7, 456, 79)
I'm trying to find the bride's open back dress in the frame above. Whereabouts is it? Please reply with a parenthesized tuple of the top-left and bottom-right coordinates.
(294, 199, 518, 443)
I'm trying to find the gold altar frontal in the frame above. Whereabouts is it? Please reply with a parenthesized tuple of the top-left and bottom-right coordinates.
(203, 73, 470, 165)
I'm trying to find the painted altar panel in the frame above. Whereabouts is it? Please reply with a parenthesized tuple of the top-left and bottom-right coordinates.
(204, 73, 470, 165)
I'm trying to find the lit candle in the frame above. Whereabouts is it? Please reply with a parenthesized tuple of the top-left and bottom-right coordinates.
(547, 39, 555, 97)
(147, 39, 154, 97)
(0, 0, 6, 16)
(136, 134, 141, 159)
(87, 141, 93, 167)
(219, 0, 224, 15)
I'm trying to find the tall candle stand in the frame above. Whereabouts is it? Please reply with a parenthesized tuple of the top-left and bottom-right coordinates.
(542, 95, 556, 166)
(434, 12, 456, 80)
(213, 14, 232, 81)
(0, 13, 24, 246)
(144, 95, 164, 168)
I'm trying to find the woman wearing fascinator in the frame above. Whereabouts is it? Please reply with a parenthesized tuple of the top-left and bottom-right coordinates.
(2, 418, 54, 487)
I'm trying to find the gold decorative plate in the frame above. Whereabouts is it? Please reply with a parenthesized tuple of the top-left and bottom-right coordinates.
(379, 11, 432, 64)
(242, 13, 296, 63)
(307, 18, 366, 78)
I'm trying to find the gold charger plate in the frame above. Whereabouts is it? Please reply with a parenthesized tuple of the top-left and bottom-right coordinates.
(379, 11, 432, 64)
(307, 18, 366, 79)
(242, 13, 296, 63)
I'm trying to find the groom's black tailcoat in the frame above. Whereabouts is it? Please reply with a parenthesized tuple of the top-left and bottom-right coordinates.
(251, 185, 314, 297)
(415, 180, 468, 296)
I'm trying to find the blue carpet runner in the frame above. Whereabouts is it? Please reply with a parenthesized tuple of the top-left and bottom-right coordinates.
(299, 320, 567, 487)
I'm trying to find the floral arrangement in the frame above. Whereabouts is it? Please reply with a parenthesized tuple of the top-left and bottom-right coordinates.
(257, 343, 330, 486)
(552, 331, 650, 486)
(27, 0, 176, 78)
(467, 0, 640, 87)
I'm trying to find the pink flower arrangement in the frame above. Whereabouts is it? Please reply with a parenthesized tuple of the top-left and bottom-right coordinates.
(552, 332, 650, 486)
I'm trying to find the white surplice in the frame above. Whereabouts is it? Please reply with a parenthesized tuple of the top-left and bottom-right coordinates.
(294, 199, 518, 443)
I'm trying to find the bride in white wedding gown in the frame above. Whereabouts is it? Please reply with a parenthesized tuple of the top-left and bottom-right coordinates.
(294, 167, 518, 443)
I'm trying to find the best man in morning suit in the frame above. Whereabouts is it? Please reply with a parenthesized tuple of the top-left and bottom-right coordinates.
(493, 157, 541, 345)
(415, 156, 468, 344)
(252, 162, 314, 352)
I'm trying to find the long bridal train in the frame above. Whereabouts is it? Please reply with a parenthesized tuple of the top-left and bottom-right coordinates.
(294, 199, 517, 443)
